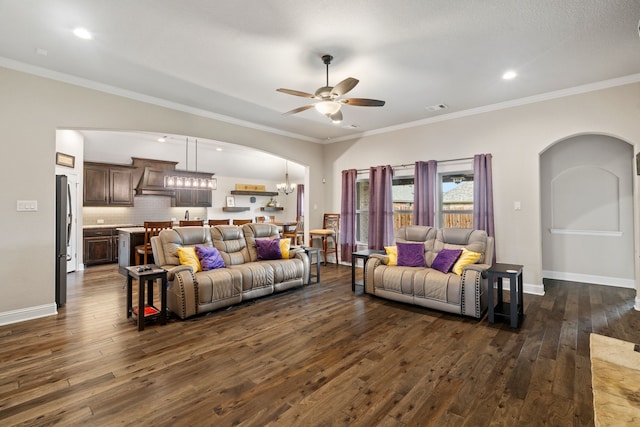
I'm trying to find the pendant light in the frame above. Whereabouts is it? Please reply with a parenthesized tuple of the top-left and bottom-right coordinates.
(277, 160, 296, 195)
(164, 137, 216, 190)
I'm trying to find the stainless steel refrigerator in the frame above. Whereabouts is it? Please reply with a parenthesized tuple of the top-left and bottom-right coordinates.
(55, 174, 70, 307)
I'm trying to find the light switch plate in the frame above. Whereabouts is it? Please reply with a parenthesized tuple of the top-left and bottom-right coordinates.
(17, 200, 38, 212)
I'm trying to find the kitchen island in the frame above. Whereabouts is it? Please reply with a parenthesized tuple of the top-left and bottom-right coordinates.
(116, 227, 146, 275)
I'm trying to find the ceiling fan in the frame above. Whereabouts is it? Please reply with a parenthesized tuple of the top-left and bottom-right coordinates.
(276, 55, 385, 123)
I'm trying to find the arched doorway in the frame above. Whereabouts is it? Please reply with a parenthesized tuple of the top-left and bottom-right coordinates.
(540, 134, 634, 288)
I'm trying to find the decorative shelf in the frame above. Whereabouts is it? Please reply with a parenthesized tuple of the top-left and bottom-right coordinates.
(222, 207, 250, 212)
(230, 190, 278, 196)
(260, 207, 284, 211)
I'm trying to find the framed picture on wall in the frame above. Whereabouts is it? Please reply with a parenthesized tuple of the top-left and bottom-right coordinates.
(56, 152, 75, 168)
(226, 196, 235, 207)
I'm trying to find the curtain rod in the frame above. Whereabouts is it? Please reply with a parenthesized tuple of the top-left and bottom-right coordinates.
(355, 156, 474, 174)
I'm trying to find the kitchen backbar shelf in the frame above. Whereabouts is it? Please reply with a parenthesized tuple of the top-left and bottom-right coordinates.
(230, 191, 278, 196)
(222, 207, 250, 212)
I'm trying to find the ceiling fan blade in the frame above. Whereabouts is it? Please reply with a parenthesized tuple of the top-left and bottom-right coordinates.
(283, 104, 315, 116)
(340, 98, 386, 107)
(331, 77, 359, 97)
(276, 88, 316, 98)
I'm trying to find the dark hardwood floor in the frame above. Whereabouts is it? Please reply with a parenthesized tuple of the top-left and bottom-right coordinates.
(0, 264, 638, 426)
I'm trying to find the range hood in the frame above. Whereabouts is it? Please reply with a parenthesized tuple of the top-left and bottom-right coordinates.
(133, 157, 178, 197)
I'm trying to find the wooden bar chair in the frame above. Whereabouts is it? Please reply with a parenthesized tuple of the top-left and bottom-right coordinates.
(232, 219, 252, 225)
(255, 216, 266, 223)
(208, 219, 230, 226)
(283, 216, 304, 245)
(309, 213, 340, 265)
(179, 219, 204, 226)
(135, 221, 173, 265)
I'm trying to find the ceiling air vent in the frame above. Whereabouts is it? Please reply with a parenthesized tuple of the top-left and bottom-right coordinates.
(426, 104, 448, 112)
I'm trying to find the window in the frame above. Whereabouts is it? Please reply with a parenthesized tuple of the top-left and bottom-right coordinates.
(355, 176, 414, 244)
(354, 165, 474, 245)
(356, 179, 369, 243)
(392, 176, 414, 231)
(439, 172, 474, 228)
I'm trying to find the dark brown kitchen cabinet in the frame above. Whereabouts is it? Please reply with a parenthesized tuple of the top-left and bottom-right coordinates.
(173, 188, 212, 207)
(83, 162, 135, 206)
(171, 172, 213, 207)
(83, 228, 119, 266)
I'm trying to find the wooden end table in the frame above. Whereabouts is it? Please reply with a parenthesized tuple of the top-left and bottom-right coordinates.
(300, 246, 321, 283)
(125, 265, 168, 331)
(352, 249, 385, 293)
(487, 263, 524, 328)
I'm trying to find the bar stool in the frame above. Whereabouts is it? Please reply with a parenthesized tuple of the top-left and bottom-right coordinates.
(232, 219, 252, 225)
(283, 216, 304, 245)
(135, 221, 173, 265)
(309, 213, 340, 265)
(179, 219, 204, 226)
(208, 219, 230, 226)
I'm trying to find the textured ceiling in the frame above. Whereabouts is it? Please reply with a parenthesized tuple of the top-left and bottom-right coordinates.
(1, 0, 639, 142)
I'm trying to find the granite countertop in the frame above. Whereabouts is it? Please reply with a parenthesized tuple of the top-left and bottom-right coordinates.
(115, 226, 146, 233)
(83, 223, 137, 230)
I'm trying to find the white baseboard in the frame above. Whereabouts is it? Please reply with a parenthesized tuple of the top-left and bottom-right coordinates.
(542, 270, 635, 289)
(495, 279, 545, 296)
(524, 283, 545, 296)
(0, 303, 57, 326)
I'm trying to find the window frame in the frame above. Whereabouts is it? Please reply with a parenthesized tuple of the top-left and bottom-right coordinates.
(437, 168, 474, 229)
(355, 174, 415, 245)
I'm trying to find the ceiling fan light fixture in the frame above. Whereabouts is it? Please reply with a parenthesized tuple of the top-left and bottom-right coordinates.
(315, 100, 340, 115)
(328, 112, 342, 124)
(277, 54, 384, 122)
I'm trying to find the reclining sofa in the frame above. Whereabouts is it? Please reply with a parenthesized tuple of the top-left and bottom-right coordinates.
(365, 226, 494, 318)
(151, 223, 309, 319)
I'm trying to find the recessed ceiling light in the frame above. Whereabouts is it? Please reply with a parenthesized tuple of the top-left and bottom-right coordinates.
(216, 148, 223, 152)
(502, 70, 517, 80)
(157, 136, 166, 142)
(73, 27, 93, 40)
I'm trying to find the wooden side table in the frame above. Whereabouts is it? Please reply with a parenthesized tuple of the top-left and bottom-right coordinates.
(125, 265, 168, 331)
(352, 249, 385, 293)
(301, 246, 321, 284)
(487, 263, 524, 328)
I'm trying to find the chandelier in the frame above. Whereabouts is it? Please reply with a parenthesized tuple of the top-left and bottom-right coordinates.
(164, 137, 216, 190)
(277, 160, 296, 195)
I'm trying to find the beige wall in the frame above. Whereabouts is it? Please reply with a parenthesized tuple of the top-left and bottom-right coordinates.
(0, 66, 323, 324)
(324, 83, 640, 298)
(2, 64, 639, 324)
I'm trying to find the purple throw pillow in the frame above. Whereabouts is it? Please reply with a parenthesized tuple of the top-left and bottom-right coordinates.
(396, 242, 426, 267)
(255, 238, 282, 260)
(431, 248, 462, 273)
(195, 245, 225, 271)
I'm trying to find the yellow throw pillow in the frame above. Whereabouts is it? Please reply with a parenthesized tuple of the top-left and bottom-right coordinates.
(279, 238, 291, 259)
(177, 246, 202, 272)
(385, 245, 398, 266)
(451, 248, 482, 275)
